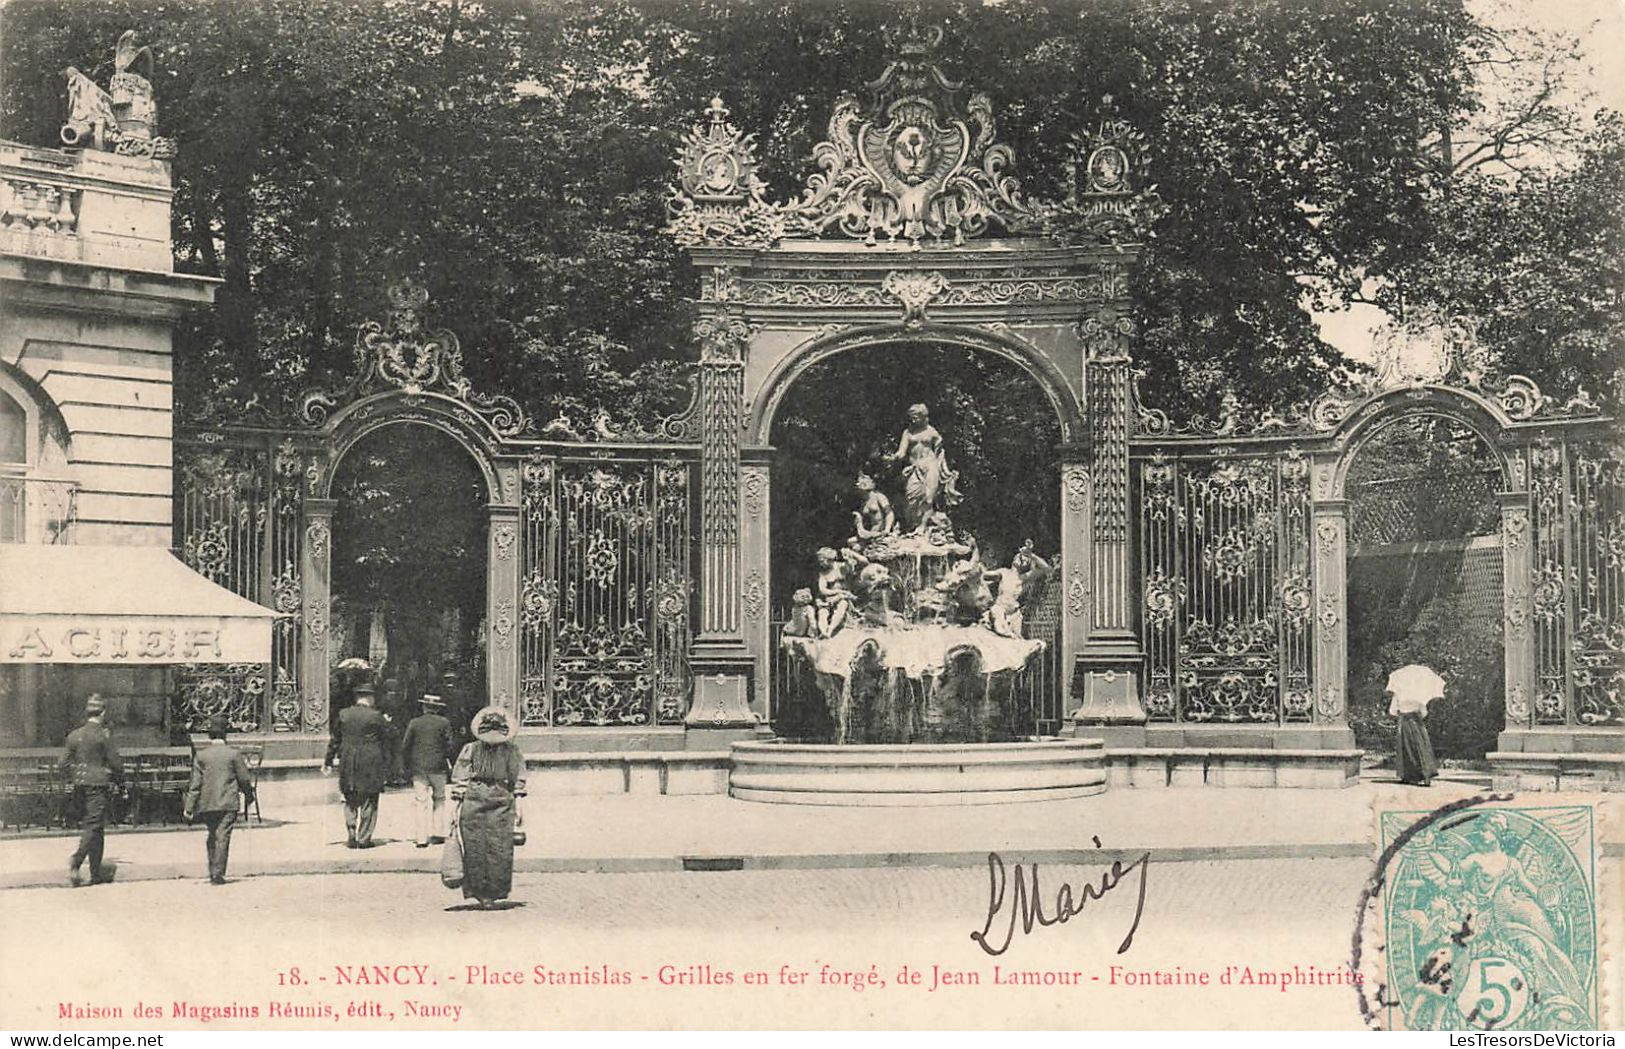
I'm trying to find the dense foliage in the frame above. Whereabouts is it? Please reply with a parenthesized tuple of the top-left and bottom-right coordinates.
(3, 0, 1616, 428)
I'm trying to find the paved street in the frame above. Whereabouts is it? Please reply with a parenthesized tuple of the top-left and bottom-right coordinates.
(2, 860, 1378, 1030)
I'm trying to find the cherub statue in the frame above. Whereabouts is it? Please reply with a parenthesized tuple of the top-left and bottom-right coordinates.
(814, 547, 855, 638)
(983, 565, 1025, 638)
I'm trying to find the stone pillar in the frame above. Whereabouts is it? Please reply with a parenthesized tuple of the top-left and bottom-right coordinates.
(1311, 497, 1350, 728)
(1071, 313, 1147, 738)
(1499, 490, 1536, 733)
(1059, 457, 1090, 704)
(486, 504, 521, 714)
(739, 452, 772, 725)
(299, 498, 335, 734)
(687, 307, 758, 739)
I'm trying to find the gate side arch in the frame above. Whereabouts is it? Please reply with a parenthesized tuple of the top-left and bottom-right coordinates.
(1315, 384, 1531, 745)
(297, 391, 519, 732)
(746, 323, 1084, 448)
(1327, 385, 1519, 500)
(308, 391, 505, 504)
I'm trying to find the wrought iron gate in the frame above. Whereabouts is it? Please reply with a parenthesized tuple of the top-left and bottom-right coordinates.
(1532, 437, 1624, 727)
(173, 435, 305, 731)
(1136, 448, 1314, 723)
(519, 454, 696, 727)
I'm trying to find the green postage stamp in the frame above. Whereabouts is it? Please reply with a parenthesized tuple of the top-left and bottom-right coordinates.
(1359, 796, 1606, 1031)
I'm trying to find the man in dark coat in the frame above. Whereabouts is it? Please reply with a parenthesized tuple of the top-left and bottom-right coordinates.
(183, 714, 255, 884)
(60, 694, 122, 886)
(401, 694, 455, 847)
(323, 682, 390, 848)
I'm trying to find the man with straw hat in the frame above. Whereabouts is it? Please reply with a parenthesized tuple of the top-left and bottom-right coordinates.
(401, 693, 455, 848)
(323, 681, 391, 848)
(60, 693, 123, 886)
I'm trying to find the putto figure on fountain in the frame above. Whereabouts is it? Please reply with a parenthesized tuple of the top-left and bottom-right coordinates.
(812, 547, 856, 639)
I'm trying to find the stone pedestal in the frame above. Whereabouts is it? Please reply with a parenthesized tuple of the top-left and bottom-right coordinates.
(685, 640, 760, 746)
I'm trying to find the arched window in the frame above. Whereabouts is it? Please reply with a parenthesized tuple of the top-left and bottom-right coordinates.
(0, 389, 24, 464)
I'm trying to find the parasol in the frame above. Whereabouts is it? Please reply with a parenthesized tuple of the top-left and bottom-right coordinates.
(335, 657, 372, 671)
(1386, 663, 1447, 712)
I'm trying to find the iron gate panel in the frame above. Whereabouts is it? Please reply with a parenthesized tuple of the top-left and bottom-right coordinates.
(1138, 449, 1314, 723)
(520, 454, 695, 727)
(1533, 438, 1625, 727)
(173, 436, 305, 731)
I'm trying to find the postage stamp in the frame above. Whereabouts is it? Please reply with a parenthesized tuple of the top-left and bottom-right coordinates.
(1357, 794, 1606, 1031)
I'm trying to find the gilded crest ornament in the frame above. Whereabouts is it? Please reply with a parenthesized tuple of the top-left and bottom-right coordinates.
(1048, 94, 1161, 243)
(783, 24, 1034, 246)
(666, 23, 1044, 249)
(300, 279, 527, 437)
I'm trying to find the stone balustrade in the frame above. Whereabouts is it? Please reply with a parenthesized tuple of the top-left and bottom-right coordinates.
(0, 475, 79, 545)
(0, 141, 174, 271)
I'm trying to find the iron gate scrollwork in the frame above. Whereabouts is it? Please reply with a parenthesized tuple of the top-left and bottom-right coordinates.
(174, 436, 306, 731)
(1137, 448, 1314, 723)
(520, 454, 695, 726)
(1533, 437, 1625, 727)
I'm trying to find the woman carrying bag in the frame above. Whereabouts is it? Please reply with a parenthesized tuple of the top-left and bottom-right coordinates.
(443, 706, 526, 908)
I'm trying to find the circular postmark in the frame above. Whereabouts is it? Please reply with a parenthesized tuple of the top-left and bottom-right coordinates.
(1352, 793, 1599, 1031)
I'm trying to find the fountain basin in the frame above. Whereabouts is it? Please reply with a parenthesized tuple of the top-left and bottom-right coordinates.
(729, 738, 1107, 806)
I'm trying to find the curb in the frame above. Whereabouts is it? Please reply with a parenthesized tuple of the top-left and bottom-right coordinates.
(0, 840, 1377, 890)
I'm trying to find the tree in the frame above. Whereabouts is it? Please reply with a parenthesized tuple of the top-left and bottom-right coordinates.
(2, 0, 1612, 426)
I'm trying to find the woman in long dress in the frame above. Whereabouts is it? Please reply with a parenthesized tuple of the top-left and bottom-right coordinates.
(449, 706, 526, 908)
(1387, 664, 1440, 786)
(887, 403, 961, 533)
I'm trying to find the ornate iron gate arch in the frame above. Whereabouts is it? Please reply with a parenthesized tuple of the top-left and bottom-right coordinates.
(747, 322, 1085, 447)
(307, 394, 505, 505)
(176, 281, 702, 736)
(1327, 385, 1520, 499)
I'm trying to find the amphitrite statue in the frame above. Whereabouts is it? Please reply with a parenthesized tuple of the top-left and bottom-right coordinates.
(886, 403, 961, 534)
(61, 31, 175, 159)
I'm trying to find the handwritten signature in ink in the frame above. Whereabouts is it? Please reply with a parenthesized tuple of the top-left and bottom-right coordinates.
(970, 837, 1150, 957)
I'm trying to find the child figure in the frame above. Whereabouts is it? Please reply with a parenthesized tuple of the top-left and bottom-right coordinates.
(814, 547, 856, 638)
(783, 588, 817, 638)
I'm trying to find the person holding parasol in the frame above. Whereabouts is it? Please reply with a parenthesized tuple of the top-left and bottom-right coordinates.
(1386, 663, 1444, 786)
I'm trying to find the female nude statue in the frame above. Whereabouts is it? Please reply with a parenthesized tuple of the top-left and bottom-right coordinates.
(886, 403, 961, 533)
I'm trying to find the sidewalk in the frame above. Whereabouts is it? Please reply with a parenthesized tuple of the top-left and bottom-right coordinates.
(3, 781, 1618, 889)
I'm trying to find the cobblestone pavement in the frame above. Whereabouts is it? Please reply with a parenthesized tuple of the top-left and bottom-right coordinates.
(3, 859, 1379, 1029)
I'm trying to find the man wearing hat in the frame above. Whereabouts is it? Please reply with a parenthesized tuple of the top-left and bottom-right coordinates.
(323, 682, 391, 848)
(400, 694, 455, 848)
(59, 693, 123, 886)
(183, 715, 255, 884)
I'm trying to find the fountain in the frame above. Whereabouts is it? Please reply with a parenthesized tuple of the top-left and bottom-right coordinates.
(732, 404, 1107, 804)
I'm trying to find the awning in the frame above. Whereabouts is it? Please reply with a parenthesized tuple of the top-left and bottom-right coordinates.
(0, 544, 277, 664)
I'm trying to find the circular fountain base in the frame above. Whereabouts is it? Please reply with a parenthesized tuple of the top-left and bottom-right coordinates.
(729, 738, 1107, 806)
